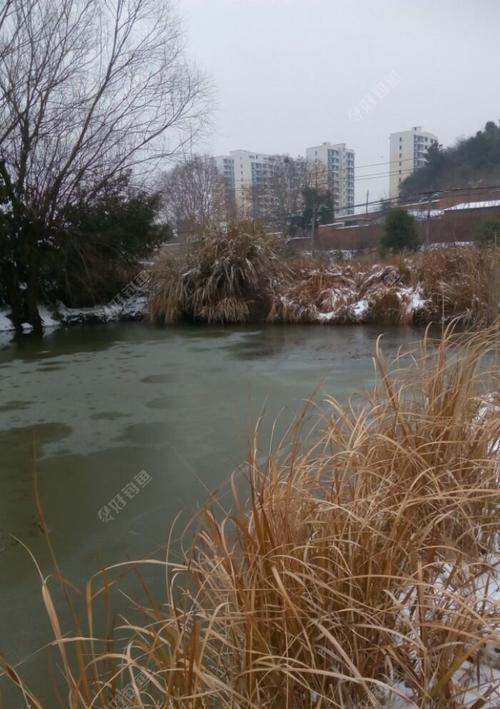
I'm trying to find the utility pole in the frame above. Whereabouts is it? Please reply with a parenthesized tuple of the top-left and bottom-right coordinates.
(425, 196, 432, 249)
(311, 195, 317, 254)
(310, 160, 321, 254)
(366, 190, 369, 214)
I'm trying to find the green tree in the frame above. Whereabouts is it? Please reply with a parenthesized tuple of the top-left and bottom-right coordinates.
(477, 218, 500, 245)
(0, 173, 170, 311)
(42, 176, 170, 307)
(380, 208, 420, 254)
(301, 187, 334, 227)
(399, 121, 500, 198)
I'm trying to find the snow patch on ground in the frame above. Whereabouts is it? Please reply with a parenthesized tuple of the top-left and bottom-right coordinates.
(379, 554, 500, 707)
(351, 298, 369, 319)
(0, 293, 147, 336)
(39, 305, 60, 329)
(58, 294, 147, 325)
(317, 310, 337, 323)
(0, 308, 15, 332)
(398, 286, 427, 315)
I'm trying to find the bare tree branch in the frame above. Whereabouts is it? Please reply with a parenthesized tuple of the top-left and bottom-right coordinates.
(0, 0, 209, 222)
(0, 0, 209, 330)
(159, 154, 232, 236)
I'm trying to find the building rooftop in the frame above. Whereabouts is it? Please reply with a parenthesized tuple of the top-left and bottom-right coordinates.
(444, 199, 500, 211)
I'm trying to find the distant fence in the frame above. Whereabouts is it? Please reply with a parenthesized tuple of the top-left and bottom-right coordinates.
(286, 205, 500, 253)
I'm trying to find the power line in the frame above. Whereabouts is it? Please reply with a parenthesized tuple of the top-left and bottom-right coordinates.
(355, 156, 421, 171)
(353, 170, 414, 182)
(265, 184, 500, 227)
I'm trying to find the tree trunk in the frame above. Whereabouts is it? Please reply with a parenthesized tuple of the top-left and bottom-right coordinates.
(3, 264, 25, 333)
(25, 244, 42, 334)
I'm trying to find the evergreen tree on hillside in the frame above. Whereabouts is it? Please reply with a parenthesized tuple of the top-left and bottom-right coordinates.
(399, 121, 500, 197)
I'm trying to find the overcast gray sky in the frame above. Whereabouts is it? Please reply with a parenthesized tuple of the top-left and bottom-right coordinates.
(177, 0, 499, 205)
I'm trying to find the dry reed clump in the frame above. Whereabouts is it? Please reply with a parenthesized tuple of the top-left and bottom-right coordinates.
(269, 246, 499, 327)
(148, 225, 498, 328)
(148, 222, 286, 324)
(268, 260, 419, 324)
(267, 263, 357, 323)
(8, 325, 500, 708)
(414, 246, 500, 326)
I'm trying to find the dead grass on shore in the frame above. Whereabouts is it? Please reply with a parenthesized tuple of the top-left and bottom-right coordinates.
(269, 245, 500, 326)
(149, 222, 285, 324)
(416, 247, 500, 325)
(3, 325, 500, 708)
(148, 219, 499, 327)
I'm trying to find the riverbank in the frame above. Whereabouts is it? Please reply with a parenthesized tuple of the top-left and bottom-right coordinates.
(149, 225, 499, 328)
(0, 296, 147, 333)
(5, 325, 499, 707)
(1, 237, 498, 336)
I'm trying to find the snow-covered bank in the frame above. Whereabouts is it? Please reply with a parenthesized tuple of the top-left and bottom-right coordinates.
(268, 247, 498, 326)
(57, 294, 147, 325)
(379, 555, 500, 707)
(269, 264, 431, 324)
(0, 295, 147, 334)
(0, 309, 15, 332)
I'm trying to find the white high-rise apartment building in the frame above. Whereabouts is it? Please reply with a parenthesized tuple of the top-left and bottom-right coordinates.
(305, 142, 355, 217)
(389, 126, 438, 199)
(215, 150, 280, 215)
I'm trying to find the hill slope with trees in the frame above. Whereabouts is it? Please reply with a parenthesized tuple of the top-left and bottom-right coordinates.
(400, 121, 500, 197)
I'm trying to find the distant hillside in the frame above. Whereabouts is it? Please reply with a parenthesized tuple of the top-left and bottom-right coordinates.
(399, 121, 500, 197)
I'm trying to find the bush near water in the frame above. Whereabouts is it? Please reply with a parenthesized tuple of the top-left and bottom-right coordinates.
(149, 221, 500, 328)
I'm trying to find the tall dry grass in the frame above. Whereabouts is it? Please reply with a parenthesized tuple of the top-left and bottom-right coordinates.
(4, 325, 500, 708)
(148, 220, 499, 327)
(149, 222, 285, 324)
(270, 245, 500, 326)
(415, 247, 500, 325)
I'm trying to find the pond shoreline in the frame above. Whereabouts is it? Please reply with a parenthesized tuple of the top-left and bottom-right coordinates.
(0, 296, 147, 334)
(3, 324, 498, 707)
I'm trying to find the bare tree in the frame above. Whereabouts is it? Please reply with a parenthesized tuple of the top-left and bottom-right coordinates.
(265, 156, 309, 228)
(159, 154, 232, 237)
(0, 0, 208, 331)
(243, 156, 329, 232)
(238, 156, 305, 228)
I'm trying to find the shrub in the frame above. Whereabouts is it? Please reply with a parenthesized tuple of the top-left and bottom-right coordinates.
(42, 175, 169, 307)
(149, 221, 286, 324)
(149, 233, 498, 328)
(477, 218, 500, 245)
(380, 207, 420, 254)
